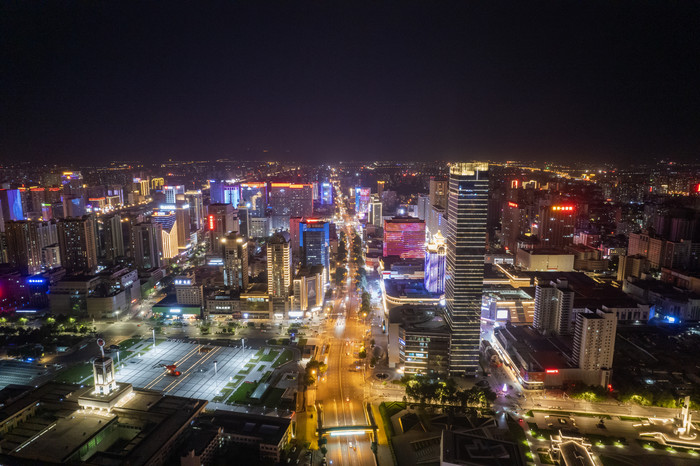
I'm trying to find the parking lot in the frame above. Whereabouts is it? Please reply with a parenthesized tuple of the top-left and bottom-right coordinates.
(116, 340, 291, 402)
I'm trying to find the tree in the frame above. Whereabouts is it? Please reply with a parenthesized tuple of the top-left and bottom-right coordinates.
(335, 267, 347, 286)
(358, 349, 367, 359)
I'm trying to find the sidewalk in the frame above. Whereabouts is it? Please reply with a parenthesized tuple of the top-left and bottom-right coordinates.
(371, 404, 395, 466)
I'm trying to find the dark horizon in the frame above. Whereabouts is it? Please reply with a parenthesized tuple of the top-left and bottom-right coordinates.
(2, 1, 700, 165)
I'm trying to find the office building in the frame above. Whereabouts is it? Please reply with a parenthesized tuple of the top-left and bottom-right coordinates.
(132, 222, 162, 270)
(134, 177, 150, 197)
(236, 203, 250, 237)
(383, 217, 426, 259)
(424, 231, 446, 294)
(538, 204, 576, 247)
(249, 217, 270, 238)
(429, 176, 448, 209)
(269, 182, 314, 218)
(533, 278, 575, 335)
(210, 180, 240, 206)
(152, 212, 179, 259)
(0, 189, 24, 231)
(207, 203, 236, 249)
(354, 187, 371, 216)
(240, 183, 267, 217)
(175, 274, 204, 306)
(185, 190, 204, 230)
(293, 265, 325, 312)
(318, 181, 333, 205)
(175, 198, 191, 249)
(223, 233, 249, 291)
(573, 308, 617, 380)
(300, 219, 330, 284)
(57, 215, 98, 273)
(445, 162, 489, 376)
(289, 216, 303, 257)
(369, 195, 383, 228)
(163, 185, 185, 204)
(267, 232, 292, 298)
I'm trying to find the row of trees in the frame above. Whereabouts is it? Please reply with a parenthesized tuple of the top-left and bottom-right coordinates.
(400, 375, 497, 408)
(304, 359, 328, 386)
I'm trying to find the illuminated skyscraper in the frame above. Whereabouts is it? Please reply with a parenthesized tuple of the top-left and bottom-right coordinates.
(268, 232, 291, 298)
(185, 190, 204, 230)
(445, 162, 489, 377)
(425, 231, 446, 294)
(354, 187, 371, 217)
(223, 233, 248, 292)
(152, 212, 178, 259)
(163, 185, 185, 204)
(0, 189, 25, 231)
(300, 219, 330, 284)
(57, 215, 98, 273)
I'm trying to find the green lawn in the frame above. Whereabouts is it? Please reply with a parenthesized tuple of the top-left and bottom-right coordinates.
(238, 363, 255, 375)
(118, 337, 143, 349)
(55, 362, 93, 384)
(260, 371, 273, 383)
(272, 349, 294, 368)
(212, 388, 233, 403)
(261, 350, 279, 362)
(257, 364, 267, 372)
(227, 381, 260, 404)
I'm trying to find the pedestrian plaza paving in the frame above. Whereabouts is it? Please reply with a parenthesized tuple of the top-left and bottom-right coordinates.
(116, 340, 293, 404)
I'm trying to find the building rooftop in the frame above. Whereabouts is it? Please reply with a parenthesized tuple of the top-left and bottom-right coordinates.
(441, 429, 525, 466)
(207, 410, 291, 446)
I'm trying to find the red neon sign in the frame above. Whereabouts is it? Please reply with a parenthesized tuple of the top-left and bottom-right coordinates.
(508, 201, 518, 208)
(208, 215, 215, 230)
(551, 206, 574, 211)
(545, 369, 559, 374)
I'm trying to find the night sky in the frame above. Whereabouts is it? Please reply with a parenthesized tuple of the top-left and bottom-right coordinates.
(2, 1, 700, 165)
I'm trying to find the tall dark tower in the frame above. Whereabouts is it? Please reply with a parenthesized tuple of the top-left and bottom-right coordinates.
(444, 162, 489, 377)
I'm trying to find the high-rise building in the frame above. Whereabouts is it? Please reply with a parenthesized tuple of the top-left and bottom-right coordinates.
(175, 198, 191, 250)
(369, 195, 383, 228)
(269, 183, 314, 218)
(573, 308, 617, 380)
(268, 232, 291, 298)
(207, 203, 236, 250)
(62, 195, 86, 218)
(318, 182, 333, 205)
(101, 214, 125, 262)
(236, 204, 250, 237)
(132, 222, 162, 270)
(57, 215, 98, 273)
(185, 190, 204, 231)
(377, 180, 386, 197)
(289, 217, 303, 258)
(354, 187, 371, 217)
(5, 220, 45, 274)
(383, 217, 426, 259)
(134, 178, 150, 197)
(209, 181, 240, 206)
(425, 231, 446, 294)
(444, 162, 489, 376)
(163, 185, 185, 204)
(538, 204, 576, 247)
(533, 278, 575, 335)
(300, 219, 330, 284)
(152, 212, 178, 259)
(240, 183, 268, 218)
(429, 177, 448, 209)
(0, 189, 25, 231)
(223, 233, 248, 292)
(416, 194, 430, 221)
